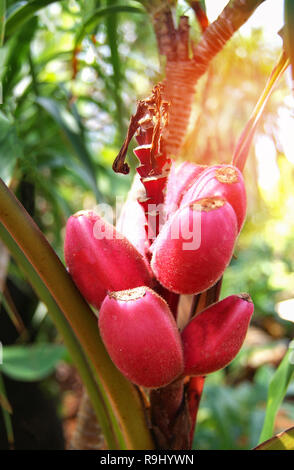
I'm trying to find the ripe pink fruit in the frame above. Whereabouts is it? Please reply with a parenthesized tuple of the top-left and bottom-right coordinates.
(181, 164, 246, 231)
(181, 294, 254, 376)
(164, 161, 207, 220)
(64, 211, 153, 309)
(151, 197, 238, 295)
(99, 287, 184, 388)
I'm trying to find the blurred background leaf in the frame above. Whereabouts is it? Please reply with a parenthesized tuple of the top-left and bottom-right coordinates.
(0, 111, 22, 184)
(1, 344, 66, 381)
(5, 0, 60, 38)
(259, 342, 294, 443)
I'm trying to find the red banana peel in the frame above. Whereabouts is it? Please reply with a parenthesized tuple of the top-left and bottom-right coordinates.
(181, 164, 247, 231)
(64, 210, 153, 309)
(181, 294, 254, 376)
(151, 197, 238, 295)
(164, 160, 207, 220)
(99, 286, 184, 388)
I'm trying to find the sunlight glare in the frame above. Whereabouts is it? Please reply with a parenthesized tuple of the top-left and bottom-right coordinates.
(276, 298, 294, 323)
(205, 0, 283, 47)
(255, 135, 280, 191)
(277, 105, 294, 165)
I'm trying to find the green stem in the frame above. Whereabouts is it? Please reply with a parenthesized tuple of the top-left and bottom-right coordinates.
(0, 371, 14, 449)
(0, 0, 5, 47)
(0, 179, 154, 450)
(0, 290, 28, 338)
(0, 222, 120, 450)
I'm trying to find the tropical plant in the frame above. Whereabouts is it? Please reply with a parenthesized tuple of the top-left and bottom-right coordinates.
(0, 0, 293, 451)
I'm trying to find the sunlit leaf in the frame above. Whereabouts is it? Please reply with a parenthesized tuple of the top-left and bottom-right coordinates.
(232, 52, 289, 172)
(2, 16, 38, 97)
(5, 0, 60, 38)
(1, 344, 66, 381)
(75, 3, 144, 46)
(255, 426, 294, 450)
(258, 343, 294, 444)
